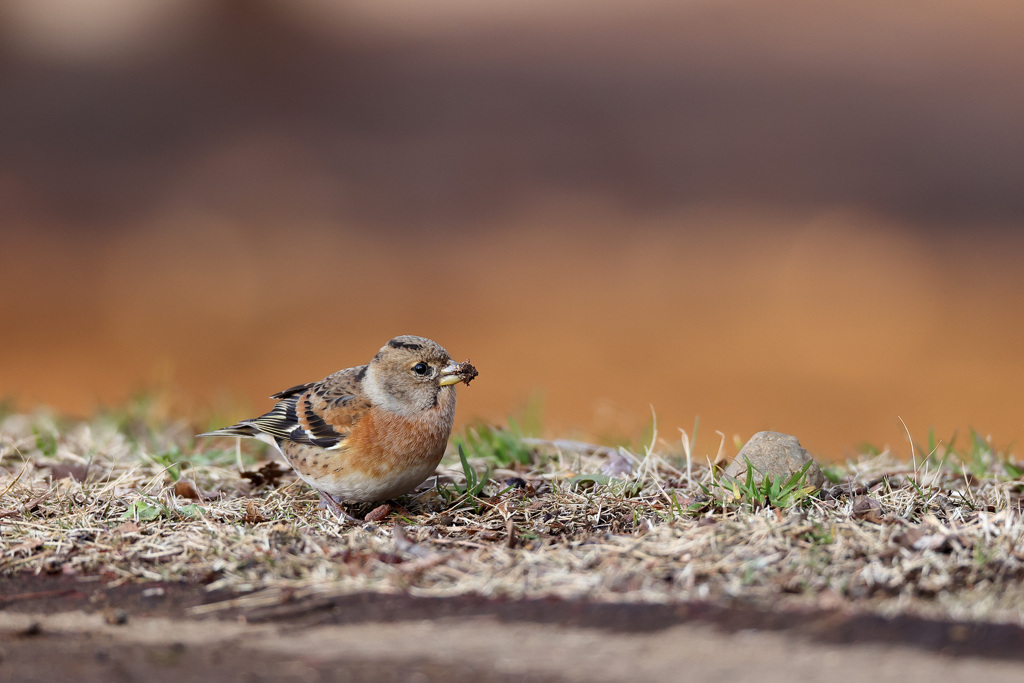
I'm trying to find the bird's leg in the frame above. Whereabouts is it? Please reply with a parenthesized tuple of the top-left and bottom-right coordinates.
(318, 491, 360, 523)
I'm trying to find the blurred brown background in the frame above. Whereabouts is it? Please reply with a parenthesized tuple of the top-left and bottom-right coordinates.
(2, 0, 1023, 458)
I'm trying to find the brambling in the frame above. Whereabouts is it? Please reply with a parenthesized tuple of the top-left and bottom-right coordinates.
(199, 335, 478, 521)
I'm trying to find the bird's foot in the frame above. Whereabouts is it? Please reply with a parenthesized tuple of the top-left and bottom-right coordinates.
(318, 492, 360, 524)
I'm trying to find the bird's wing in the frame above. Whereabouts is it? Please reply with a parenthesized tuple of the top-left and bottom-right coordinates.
(269, 382, 317, 400)
(199, 365, 372, 449)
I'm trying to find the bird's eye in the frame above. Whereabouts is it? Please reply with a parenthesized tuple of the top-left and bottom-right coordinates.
(412, 362, 429, 376)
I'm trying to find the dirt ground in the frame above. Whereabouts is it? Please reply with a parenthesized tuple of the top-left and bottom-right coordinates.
(2, 575, 1023, 682)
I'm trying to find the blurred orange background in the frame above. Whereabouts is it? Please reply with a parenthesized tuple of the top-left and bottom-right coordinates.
(2, 0, 1023, 459)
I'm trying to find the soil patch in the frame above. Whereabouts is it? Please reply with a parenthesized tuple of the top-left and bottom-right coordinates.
(3, 574, 1024, 663)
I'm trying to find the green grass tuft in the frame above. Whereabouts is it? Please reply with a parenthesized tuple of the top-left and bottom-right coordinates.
(706, 458, 817, 510)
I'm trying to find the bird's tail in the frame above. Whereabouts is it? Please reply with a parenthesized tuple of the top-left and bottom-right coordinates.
(196, 423, 261, 439)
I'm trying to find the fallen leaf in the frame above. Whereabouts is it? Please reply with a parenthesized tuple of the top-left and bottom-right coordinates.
(114, 521, 140, 535)
(364, 503, 391, 522)
(601, 450, 634, 478)
(174, 480, 202, 501)
(852, 495, 884, 523)
(240, 471, 264, 486)
(242, 500, 268, 524)
(241, 461, 290, 487)
(672, 491, 710, 509)
(47, 461, 90, 482)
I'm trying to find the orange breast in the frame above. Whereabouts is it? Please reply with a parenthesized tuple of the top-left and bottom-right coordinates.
(342, 404, 453, 479)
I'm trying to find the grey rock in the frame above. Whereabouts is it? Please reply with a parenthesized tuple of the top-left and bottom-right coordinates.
(723, 431, 825, 493)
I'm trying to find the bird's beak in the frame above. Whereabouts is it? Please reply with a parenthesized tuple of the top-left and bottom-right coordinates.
(440, 359, 479, 386)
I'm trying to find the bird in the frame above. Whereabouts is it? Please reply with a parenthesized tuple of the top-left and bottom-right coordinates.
(198, 335, 478, 521)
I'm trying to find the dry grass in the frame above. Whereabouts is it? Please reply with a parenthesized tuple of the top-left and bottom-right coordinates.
(2, 407, 1024, 625)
